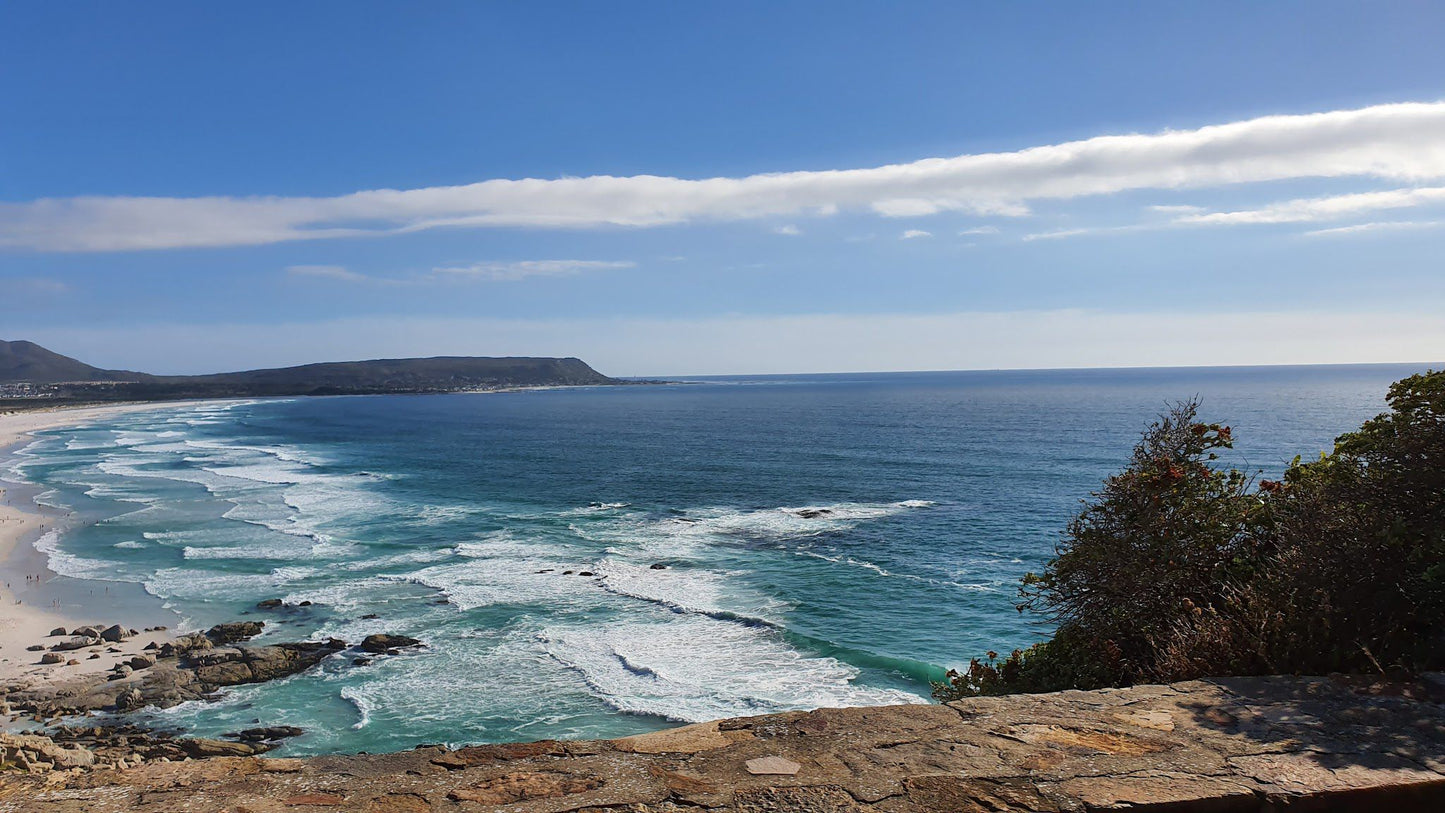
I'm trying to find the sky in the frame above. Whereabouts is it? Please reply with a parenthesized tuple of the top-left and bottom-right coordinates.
(4, 1, 1445, 376)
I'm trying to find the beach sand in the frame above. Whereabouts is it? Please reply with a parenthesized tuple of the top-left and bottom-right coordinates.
(0, 403, 200, 688)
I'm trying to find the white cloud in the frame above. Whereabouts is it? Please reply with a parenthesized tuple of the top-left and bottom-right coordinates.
(286, 264, 368, 282)
(1177, 186, 1445, 226)
(431, 259, 634, 281)
(900, 229, 933, 240)
(1147, 204, 1206, 215)
(772, 224, 802, 236)
(7, 101, 1445, 251)
(1302, 220, 1445, 237)
(23, 309, 1445, 377)
(958, 225, 1000, 235)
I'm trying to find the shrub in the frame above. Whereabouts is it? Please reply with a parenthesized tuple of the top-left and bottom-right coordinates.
(935, 371, 1445, 701)
(1245, 369, 1445, 674)
(938, 400, 1262, 699)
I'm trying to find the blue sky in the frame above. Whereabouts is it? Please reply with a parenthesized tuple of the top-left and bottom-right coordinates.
(4, 1, 1445, 375)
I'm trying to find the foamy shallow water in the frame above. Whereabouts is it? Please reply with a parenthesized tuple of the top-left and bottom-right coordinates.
(5, 366, 1418, 753)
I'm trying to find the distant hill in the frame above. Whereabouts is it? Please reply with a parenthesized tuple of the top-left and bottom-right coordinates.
(0, 340, 624, 404)
(159, 355, 617, 396)
(0, 339, 152, 384)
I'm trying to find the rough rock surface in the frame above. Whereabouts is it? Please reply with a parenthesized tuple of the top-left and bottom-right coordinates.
(3, 674, 1445, 811)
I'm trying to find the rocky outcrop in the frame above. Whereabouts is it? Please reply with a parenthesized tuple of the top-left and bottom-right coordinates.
(189, 641, 346, 687)
(3, 674, 1445, 811)
(203, 621, 264, 644)
(2, 637, 347, 717)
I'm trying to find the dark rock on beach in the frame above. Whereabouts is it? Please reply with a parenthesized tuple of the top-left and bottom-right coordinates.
(50, 635, 100, 652)
(100, 624, 130, 642)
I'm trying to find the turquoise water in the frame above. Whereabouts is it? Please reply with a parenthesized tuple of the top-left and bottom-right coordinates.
(3, 364, 1427, 754)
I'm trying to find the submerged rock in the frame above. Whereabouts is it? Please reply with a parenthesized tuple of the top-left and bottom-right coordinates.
(226, 726, 304, 742)
(360, 634, 423, 654)
(795, 508, 833, 519)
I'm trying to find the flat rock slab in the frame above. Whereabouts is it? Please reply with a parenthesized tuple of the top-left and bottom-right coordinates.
(745, 756, 802, 775)
(4, 674, 1445, 812)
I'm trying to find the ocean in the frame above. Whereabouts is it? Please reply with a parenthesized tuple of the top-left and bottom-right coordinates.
(2, 364, 1428, 754)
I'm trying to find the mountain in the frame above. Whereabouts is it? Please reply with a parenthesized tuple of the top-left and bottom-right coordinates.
(0, 339, 152, 384)
(0, 340, 624, 403)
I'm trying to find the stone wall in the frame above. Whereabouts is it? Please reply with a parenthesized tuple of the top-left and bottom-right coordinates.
(3, 674, 1444, 812)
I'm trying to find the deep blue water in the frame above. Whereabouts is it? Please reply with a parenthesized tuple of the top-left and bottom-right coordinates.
(4, 364, 1428, 754)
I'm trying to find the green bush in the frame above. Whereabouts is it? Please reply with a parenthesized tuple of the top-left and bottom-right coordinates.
(1242, 369, 1445, 674)
(935, 370, 1445, 701)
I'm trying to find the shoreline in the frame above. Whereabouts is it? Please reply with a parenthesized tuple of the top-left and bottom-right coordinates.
(0, 402, 221, 691)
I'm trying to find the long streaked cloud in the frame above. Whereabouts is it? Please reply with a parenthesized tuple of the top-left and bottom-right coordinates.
(1303, 220, 1445, 237)
(287, 259, 635, 284)
(5, 101, 1445, 252)
(1025, 185, 1445, 241)
(286, 264, 368, 282)
(21, 309, 1445, 377)
(431, 259, 635, 281)
(1178, 186, 1445, 225)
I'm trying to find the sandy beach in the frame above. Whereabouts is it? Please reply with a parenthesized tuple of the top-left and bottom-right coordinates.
(0, 403, 204, 688)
